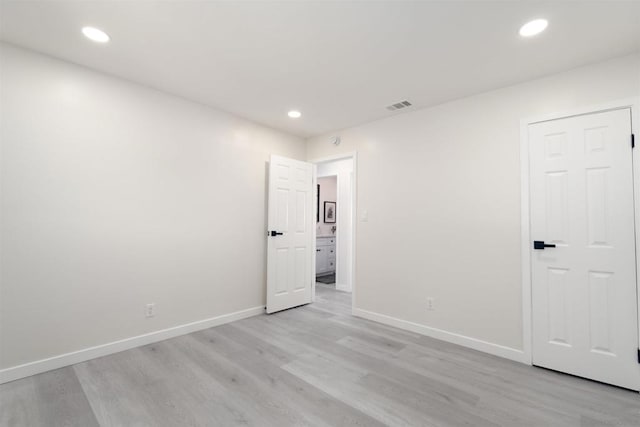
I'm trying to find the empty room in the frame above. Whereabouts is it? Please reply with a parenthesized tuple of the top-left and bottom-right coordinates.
(1, 1, 640, 425)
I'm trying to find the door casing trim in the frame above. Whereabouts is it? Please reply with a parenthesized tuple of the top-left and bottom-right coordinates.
(309, 152, 358, 313)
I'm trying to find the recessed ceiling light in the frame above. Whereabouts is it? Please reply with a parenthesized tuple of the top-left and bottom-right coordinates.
(288, 110, 302, 119)
(519, 19, 548, 37)
(82, 27, 110, 43)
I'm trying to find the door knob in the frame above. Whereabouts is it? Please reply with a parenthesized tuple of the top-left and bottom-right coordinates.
(269, 231, 284, 237)
(533, 240, 556, 250)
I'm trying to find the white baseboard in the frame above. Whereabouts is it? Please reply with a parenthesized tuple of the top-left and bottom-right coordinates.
(0, 305, 265, 384)
(335, 282, 352, 293)
(352, 308, 526, 363)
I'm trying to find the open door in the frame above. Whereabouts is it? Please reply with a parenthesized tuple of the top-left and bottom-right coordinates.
(266, 155, 314, 314)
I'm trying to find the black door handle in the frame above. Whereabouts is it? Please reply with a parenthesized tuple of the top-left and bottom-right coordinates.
(269, 231, 284, 237)
(533, 240, 556, 250)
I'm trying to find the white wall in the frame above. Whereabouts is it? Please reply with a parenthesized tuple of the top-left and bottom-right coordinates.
(306, 53, 640, 353)
(316, 176, 337, 236)
(317, 159, 354, 293)
(0, 44, 305, 374)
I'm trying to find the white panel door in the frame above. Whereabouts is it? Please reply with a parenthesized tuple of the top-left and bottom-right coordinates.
(266, 155, 313, 314)
(529, 108, 639, 390)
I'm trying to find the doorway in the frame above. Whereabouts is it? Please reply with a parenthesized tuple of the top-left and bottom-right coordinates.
(522, 101, 640, 391)
(312, 154, 356, 309)
(316, 175, 337, 287)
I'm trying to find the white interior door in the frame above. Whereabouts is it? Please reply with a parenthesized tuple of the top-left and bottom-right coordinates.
(529, 108, 639, 390)
(266, 155, 313, 314)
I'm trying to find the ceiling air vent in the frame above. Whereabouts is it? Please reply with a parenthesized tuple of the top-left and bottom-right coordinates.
(386, 100, 413, 111)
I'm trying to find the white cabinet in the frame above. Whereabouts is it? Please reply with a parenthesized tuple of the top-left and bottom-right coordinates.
(316, 236, 336, 276)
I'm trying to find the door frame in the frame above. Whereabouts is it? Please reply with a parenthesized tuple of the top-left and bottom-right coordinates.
(520, 97, 640, 368)
(309, 152, 357, 312)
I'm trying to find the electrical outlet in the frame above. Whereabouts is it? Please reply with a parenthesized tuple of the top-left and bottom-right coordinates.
(426, 297, 435, 311)
(145, 303, 155, 318)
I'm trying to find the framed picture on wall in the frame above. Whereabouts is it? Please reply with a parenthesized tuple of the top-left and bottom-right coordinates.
(324, 201, 336, 223)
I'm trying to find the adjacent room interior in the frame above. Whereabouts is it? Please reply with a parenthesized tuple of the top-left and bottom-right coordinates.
(316, 175, 337, 286)
(1, 1, 640, 425)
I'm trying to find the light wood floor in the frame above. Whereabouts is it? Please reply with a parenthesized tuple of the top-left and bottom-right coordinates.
(2, 285, 640, 426)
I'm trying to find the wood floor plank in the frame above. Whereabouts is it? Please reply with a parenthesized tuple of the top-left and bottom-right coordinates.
(74, 345, 233, 426)
(195, 326, 385, 427)
(0, 367, 99, 427)
(281, 351, 431, 426)
(236, 310, 499, 425)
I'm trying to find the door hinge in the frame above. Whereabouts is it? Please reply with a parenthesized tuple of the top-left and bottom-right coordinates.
(632, 133, 635, 149)
(638, 348, 640, 364)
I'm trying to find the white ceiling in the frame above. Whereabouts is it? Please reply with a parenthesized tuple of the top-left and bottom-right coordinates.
(1, 1, 639, 138)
